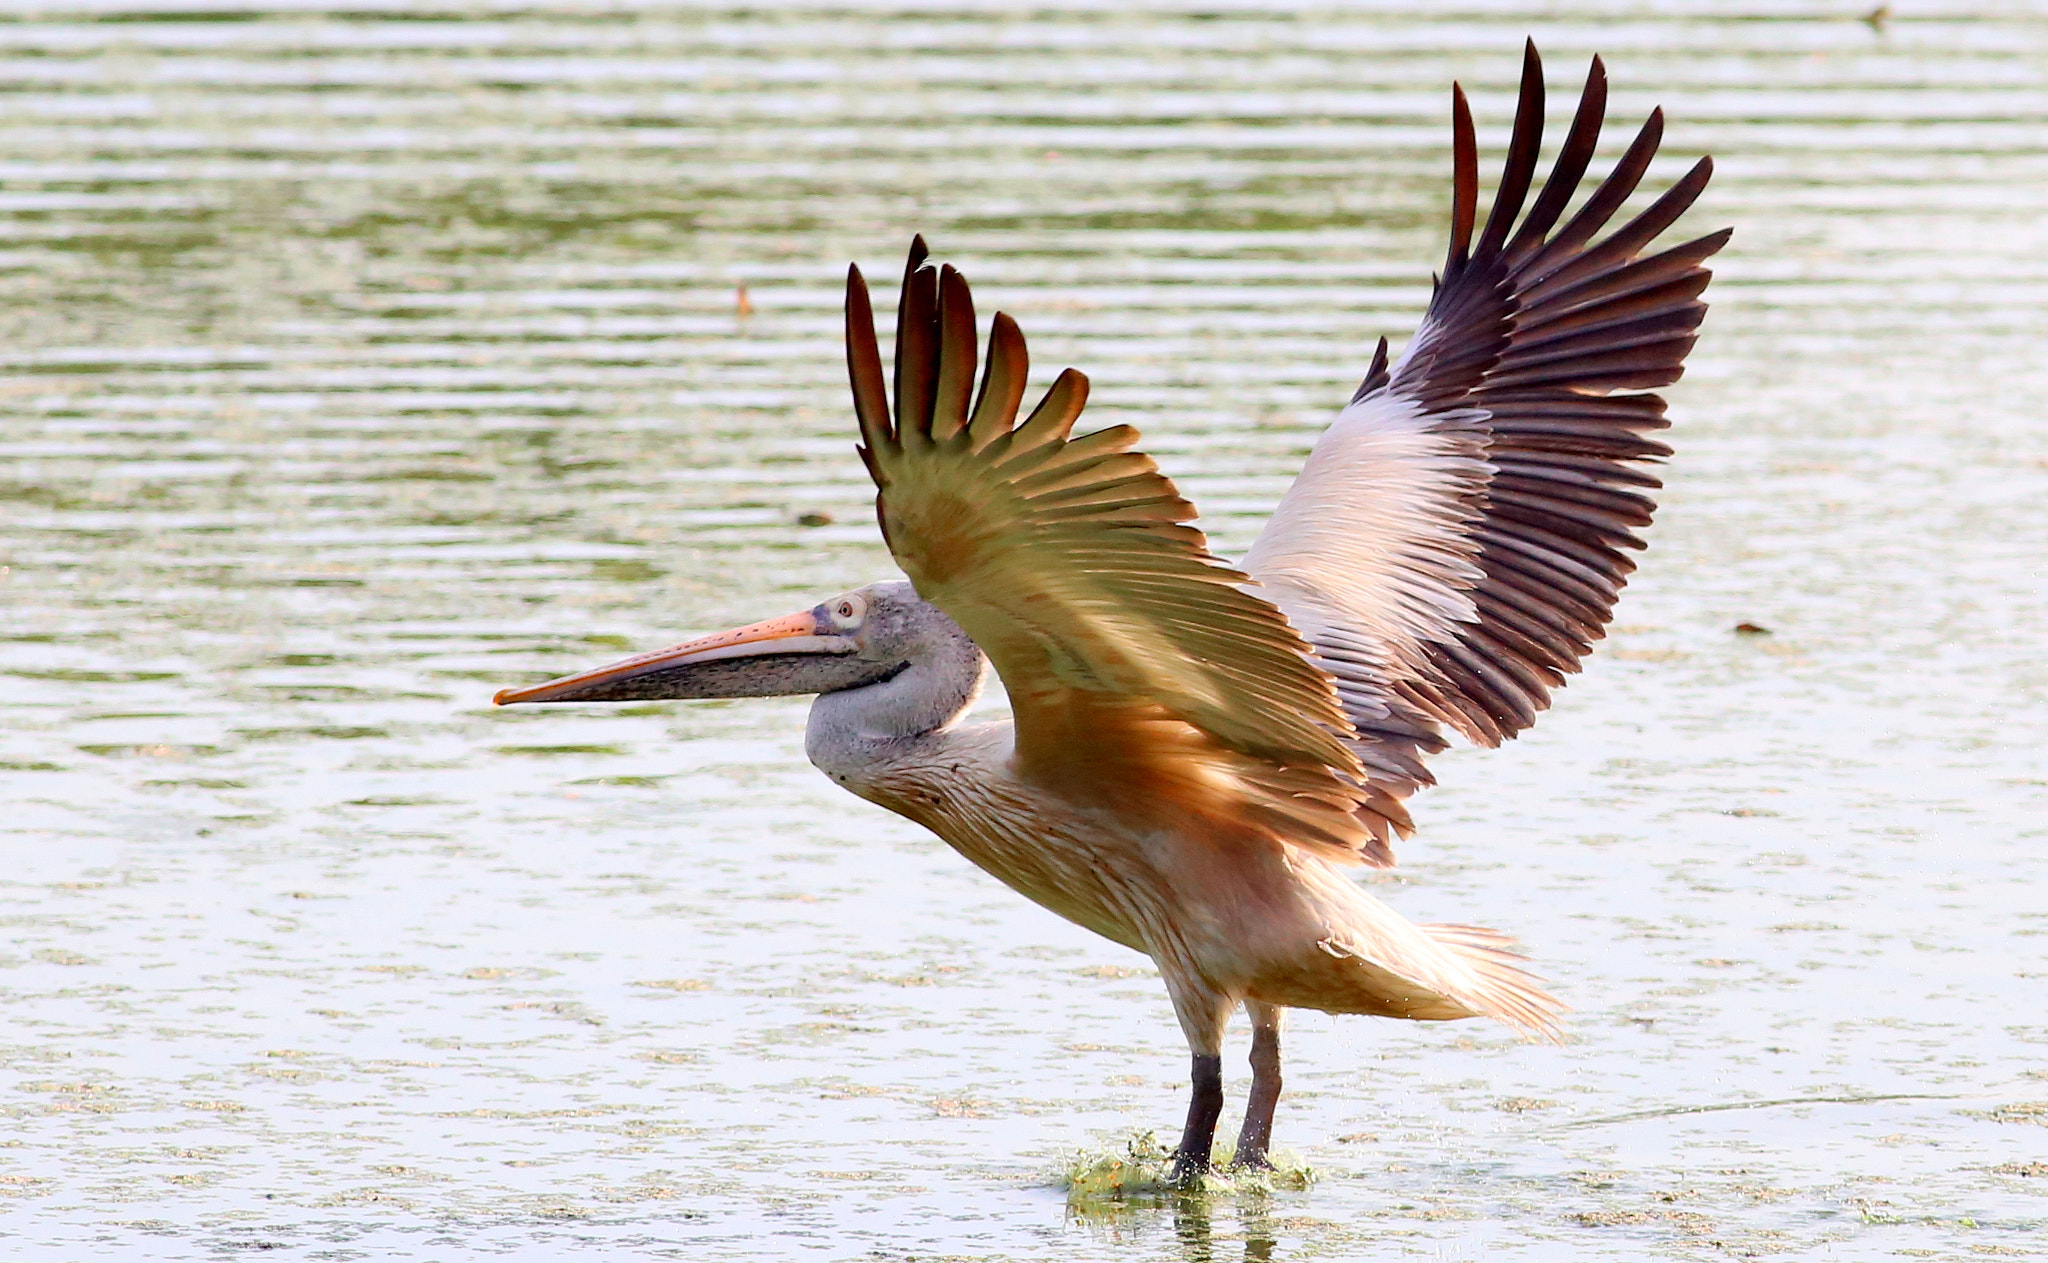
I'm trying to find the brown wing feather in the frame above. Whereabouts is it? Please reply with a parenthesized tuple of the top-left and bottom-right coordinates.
(846, 246, 1381, 863)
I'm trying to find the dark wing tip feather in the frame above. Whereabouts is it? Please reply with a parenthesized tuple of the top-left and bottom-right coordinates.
(1527, 105, 1665, 277)
(1350, 336, 1392, 403)
(1506, 55, 1605, 262)
(1475, 40, 1544, 257)
(891, 242, 942, 445)
(1329, 47, 1725, 761)
(845, 263, 893, 454)
(1447, 83, 1478, 273)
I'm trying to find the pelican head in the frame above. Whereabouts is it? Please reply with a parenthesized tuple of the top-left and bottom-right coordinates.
(493, 580, 974, 707)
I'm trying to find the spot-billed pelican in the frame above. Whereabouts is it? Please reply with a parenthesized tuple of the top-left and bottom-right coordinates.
(497, 42, 1726, 1181)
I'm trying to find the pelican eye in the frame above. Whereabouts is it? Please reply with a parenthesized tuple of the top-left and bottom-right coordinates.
(826, 595, 867, 630)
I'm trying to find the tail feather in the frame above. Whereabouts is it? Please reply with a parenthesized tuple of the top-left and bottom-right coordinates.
(1420, 922, 1567, 1041)
(1267, 856, 1568, 1039)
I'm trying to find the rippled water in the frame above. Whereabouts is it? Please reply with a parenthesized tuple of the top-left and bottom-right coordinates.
(5, 1, 2048, 1258)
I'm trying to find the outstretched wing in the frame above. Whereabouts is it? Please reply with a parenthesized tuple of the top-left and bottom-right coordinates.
(848, 240, 1378, 860)
(1243, 41, 1729, 845)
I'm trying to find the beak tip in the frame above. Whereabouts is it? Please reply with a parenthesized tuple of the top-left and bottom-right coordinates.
(492, 689, 515, 706)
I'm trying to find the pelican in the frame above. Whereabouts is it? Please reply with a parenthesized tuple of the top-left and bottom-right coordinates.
(498, 43, 1726, 1181)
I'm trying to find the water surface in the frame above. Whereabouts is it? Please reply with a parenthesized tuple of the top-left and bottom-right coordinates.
(4, 1, 2048, 1258)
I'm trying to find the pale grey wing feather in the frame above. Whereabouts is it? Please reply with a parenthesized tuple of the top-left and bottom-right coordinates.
(1243, 392, 1494, 847)
(1243, 42, 1727, 847)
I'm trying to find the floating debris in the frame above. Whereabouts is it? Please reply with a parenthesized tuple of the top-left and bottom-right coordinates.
(1970, 1101, 2048, 1126)
(796, 511, 832, 527)
(1734, 622, 1772, 636)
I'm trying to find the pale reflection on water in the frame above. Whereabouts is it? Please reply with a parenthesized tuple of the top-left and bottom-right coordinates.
(3, 2, 2047, 1259)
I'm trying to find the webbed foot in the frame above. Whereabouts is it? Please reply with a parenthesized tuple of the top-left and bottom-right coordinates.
(1166, 1147, 1213, 1188)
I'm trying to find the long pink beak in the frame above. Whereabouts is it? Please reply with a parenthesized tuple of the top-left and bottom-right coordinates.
(493, 609, 850, 705)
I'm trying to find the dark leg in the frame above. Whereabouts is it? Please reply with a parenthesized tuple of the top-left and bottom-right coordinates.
(1163, 975, 1233, 1186)
(1169, 1053, 1224, 1185)
(1230, 1001, 1283, 1170)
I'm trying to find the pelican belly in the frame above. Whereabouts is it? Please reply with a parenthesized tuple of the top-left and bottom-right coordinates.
(809, 717, 1559, 1037)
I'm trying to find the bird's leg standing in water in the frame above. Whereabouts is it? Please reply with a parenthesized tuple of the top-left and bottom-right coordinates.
(1170, 1053, 1224, 1185)
(1166, 979, 1232, 1184)
(1231, 1001, 1283, 1170)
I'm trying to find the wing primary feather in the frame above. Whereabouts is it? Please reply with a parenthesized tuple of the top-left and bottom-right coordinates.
(1527, 226, 1727, 316)
(1497, 449, 1664, 489)
(1034, 424, 1141, 465)
(844, 264, 893, 454)
(1478, 388, 1670, 420)
(1524, 108, 1664, 279)
(932, 264, 978, 442)
(1446, 83, 1478, 275)
(1514, 268, 1713, 343)
(893, 240, 940, 450)
(1503, 452, 1665, 487)
(1010, 368, 1091, 452)
(1009, 450, 1156, 496)
(1474, 519, 1639, 581)
(1476, 579, 1599, 660)
(1487, 419, 1671, 455)
(967, 312, 1028, 448)
(1416, 653, 1507, 745)
(1460, 628, 1556, 710)
(1505, 55, 1606, 263)
(1485, 492, 1647, 549)
(1478, 539, 1626, 619)
(1499, 309, 1705, 371)
(1488, 338, 1699, 393)
(1468, 608, 1575, 682)
(1520, 158, 1716, 306)
(1350, 336, 1391, 403)
(1437, 635, 1540, 731)
(1476, 39, 1544, 257)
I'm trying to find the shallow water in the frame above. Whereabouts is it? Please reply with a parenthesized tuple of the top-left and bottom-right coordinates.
(4, 0, 2048, 1258)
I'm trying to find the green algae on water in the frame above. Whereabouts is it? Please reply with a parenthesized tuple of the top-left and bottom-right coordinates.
(1058, 1130, 1314, 1205)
